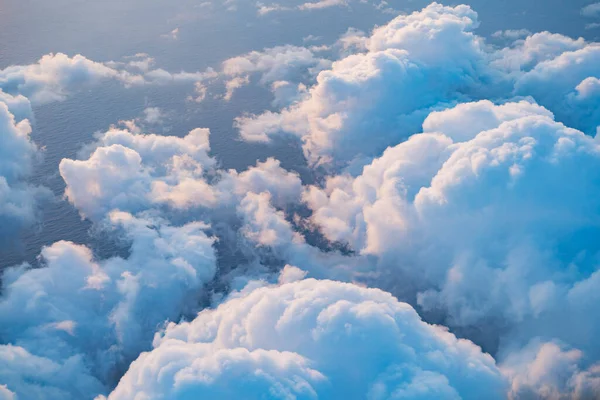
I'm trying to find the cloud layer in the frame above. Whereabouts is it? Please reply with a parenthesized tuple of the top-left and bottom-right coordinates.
(2, 2, 600, 399)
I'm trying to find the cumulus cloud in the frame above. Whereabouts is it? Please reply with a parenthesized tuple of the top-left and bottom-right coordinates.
(5, 2, 600, 399)
(60, 123, 306, 222)
(513, 43, 600, 134)
(60, 127, 217, 219)
(220, 45, 330, 101)
(0, 53, 143, 104)
(103, 278, 507, 399)
(0, 92, 50, 239)
(236, 3, 496, 169)
(0, 211, 216, 398)
(0, 53, 219, 105)
(235, 3, 600, 170)
(301, 100, 600, 396)
(257, 0, 348, 15)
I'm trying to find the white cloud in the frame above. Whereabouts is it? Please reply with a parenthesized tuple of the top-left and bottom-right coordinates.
(236, 3, 495, 169)
(502, 341, 600, 399)
(302, 100, 600, 397)
(221, 45, 330, 101)
(0, 212, 216, 398)
(514, 43, 600, 134)
(60, 122, 307, 222)
(0, 53, 142, 104)
(142, 107, 164, 124)
(103, 278, 507, 399)
(582, 2, 600, 18)
(298, 0, 347, 11)
(492, 29, 532, 40)
(0, 53, 219, 105)
(0, 93, 50, 238)
(236, 4, 600, 170)
(60, 127, 217, 219)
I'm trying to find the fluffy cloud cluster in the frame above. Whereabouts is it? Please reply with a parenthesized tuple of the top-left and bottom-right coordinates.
(3, 2, 600, 399)
(0, 211, 216, 398)
(60, 127, 217, 219)
(236, 3, 494, 168)
(221, 45, 330, 101)
(303, 99, 600, 397)
(0, 51, 223, 239)
(60, 125, 303, 221)
(0, 91, 49, 239)
(236, 3, 600, 171)
(103, 277, 507, 399)
(0, 53, 219, 105)
(0, 53, 141, 104)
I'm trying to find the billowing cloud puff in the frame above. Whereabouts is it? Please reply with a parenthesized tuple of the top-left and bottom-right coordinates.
(222, 45, 330, 85)
(60, 127, 217, 219)
(236, 3, 600, 170)
(218, 158, 303, 207)
(0, 212, 216, 398)
(0, 345, 104, 400)
(208, 45, 330, 103)
(236, 191, 363, 281)
(0, 92, 49, 238)
(303, 101, 600, 391)
(61, 125, 304, 221)
(103, 278, 507, 399)
(502, 341, 600, 400)
(0, 53, 142, 104)
(235, 3, 494, 168)
(0, 53, 219, 105)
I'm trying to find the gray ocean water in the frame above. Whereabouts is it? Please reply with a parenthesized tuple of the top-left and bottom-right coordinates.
(0, 0, 596, 268)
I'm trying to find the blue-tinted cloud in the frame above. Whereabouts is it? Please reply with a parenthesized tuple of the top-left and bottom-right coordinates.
(103, 277, 507, 400)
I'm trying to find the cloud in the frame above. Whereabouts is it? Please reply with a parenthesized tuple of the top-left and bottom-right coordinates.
(161, 27, 180, 40)
(257, 0, 348, 15)
(0, 212, 216, 398)
(502, 341, 600, 399)
(4, 2, 600, 399)
(582, 2, 600, 18)
(60, 127, 217, 219)
(102, 278, 507, 399)
(514, 43, 600, 134)
(298, 0, 348, 11)
(60, 122, 306, 222)
(0, 345, 104, 400)
(492, 29, 532, 41)
(491, 32, 586, 72)
(235, 4, 600, 170)
(142, 107, 164, 124)
(221, 45, 330, 101)
(0, 53, 142, 104)
(301, 100, 600, 396)
(0, 93, 50, 239)
(235, 3, 495, 169)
